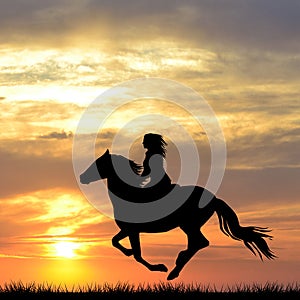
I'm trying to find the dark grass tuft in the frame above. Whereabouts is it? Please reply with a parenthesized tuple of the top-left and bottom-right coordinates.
(0, 281, 299, 299)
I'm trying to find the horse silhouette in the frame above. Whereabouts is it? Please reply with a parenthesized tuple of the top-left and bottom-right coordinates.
(80, 149, 276, 280)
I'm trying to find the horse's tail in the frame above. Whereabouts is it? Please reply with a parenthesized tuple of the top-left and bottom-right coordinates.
(214, 198, 277, 260)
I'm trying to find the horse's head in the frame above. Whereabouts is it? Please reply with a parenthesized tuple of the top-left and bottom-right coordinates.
(80, 149, 142, 187)
(80, 149, 111, 184)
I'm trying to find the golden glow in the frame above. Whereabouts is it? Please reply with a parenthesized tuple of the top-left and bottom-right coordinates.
(98, 98, 205, 138)
(0, 7, 299, 286)
(0, 85, 103, 105)
(53, 241, 80, 259)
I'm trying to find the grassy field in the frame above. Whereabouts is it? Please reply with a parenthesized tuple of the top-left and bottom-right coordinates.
(0, 281, 299, 299)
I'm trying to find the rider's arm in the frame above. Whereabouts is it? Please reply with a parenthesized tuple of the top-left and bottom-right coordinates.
(148, 154, 166, 185)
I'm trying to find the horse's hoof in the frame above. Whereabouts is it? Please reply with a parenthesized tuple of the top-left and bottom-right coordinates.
(167, 269, 180, 280)
(154, 264, 168, 272)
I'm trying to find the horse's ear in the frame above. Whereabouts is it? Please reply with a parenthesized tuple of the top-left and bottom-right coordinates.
(104, 149, 110, 155)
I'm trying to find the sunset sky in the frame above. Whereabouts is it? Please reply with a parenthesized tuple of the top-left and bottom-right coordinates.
(0, 0, 300, 287)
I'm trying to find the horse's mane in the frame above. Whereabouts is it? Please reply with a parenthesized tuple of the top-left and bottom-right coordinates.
(129, 160, 143, 175)
(111, 154, 142, 176)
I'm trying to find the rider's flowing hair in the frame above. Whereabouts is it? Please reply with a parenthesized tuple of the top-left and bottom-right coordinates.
(144, 133, 167, 158)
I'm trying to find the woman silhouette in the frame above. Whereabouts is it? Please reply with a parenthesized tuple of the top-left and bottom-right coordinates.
(141, 133, 172, 200)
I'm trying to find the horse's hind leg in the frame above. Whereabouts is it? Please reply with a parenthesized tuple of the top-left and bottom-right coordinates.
(167, 227, 209, 280)
(129, 232, 168, 273)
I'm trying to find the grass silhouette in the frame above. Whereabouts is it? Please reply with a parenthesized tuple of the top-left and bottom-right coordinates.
(0, 281, 299, 299)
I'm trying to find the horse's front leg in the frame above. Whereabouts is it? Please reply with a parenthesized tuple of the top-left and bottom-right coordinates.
(112, 230, 133, 256)
(129, 232, 168, 272)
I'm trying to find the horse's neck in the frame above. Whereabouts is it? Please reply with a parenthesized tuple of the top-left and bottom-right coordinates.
(107, 174, 126, 193)
(107, 175, 116, 189)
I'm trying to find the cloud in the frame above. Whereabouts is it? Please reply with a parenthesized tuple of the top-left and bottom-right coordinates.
(0, 99, 82, 146)
(0, 46, 217, 86)
(39, 130, 73, 140)
(97, 0, 300, 53)
(0, 0, 299, 54)
(223, 125, 300, 169)
(1, 99, 82, 123)
(218, 167, 300, 211)
(0, 148, 76, 198)
(1, 45, 299, 93)
(0, 189, 108, 258)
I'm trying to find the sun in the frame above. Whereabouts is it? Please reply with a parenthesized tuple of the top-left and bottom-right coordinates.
(53, 241, 80, 259)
